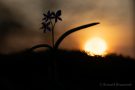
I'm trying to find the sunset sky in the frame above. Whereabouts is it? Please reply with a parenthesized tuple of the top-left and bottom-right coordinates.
(0, 0, 134, 58)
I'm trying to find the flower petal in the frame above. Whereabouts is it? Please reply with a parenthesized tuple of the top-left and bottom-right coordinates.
(47, 11, 51, 15)
(58, 17, 62, 21)
(56, 10, 61, 16)
(51, 12, 55, 17)
(46, 22, 50, 26)
(43, 13, 47, 17)
(47, 27, 51, 31)
(43, 29, 46, 33)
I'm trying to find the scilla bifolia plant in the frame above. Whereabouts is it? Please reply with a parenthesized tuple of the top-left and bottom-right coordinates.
(29, 10, 100, 87)
(30, 10, 99, 51)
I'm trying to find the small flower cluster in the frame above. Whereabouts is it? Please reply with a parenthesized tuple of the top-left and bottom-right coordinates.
(41, 10, 62, 33)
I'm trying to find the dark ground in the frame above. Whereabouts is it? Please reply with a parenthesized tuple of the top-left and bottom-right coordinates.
(0, 49, 135, 89)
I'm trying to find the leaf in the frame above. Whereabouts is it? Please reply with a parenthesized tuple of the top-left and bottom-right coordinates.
(54, 22, 100, 50)
(29, 44, 52, 51)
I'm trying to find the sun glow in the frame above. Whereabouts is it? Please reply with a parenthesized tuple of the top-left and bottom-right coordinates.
(84, 37, 107, 56)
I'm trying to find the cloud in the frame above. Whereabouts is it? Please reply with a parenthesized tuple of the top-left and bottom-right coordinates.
(0, 0, 134, 58)
(0, 1, 41, 53)
(0, 2, 24, 48)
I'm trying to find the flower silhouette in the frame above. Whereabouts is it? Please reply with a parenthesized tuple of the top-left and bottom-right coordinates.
(41, 22, 51, 33)
(41, 10, 63, 47)
(43, 11, 53, 22)
(31, 10, 99, 87)
(39, 10, 99, 49)
(53, 10, 62, 22)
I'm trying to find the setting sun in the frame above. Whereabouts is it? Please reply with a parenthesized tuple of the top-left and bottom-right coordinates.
(84, 37, 107, 56)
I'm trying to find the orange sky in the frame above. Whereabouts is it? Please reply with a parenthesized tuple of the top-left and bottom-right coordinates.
(0, 0, 134, 58)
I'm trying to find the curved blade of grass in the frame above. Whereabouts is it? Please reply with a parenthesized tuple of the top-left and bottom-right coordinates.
(54, 22, 100, 49)
(29, 44, 52, 51)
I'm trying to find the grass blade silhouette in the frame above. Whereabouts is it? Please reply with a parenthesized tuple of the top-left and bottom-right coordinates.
(54, 22, 100, 49)
(29, 44, 52, 51)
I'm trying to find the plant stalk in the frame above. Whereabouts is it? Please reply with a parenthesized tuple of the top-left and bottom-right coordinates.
(50, 20, 56, 48)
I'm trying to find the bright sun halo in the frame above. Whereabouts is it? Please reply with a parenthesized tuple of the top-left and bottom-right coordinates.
(84, 37, 107, 56)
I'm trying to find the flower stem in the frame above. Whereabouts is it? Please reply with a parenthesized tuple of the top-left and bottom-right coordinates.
(50, 20, 56, 48)
(52, 27, 54, 48)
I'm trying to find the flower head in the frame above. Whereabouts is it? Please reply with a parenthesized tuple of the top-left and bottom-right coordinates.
(53, 10, 62, 22)
(41, 10, 62, 33)
(41, 22, 51, 33)
(43, 10, 53, 22)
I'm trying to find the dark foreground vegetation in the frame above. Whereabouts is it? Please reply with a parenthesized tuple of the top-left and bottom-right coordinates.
(0, 49, 135, 89)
